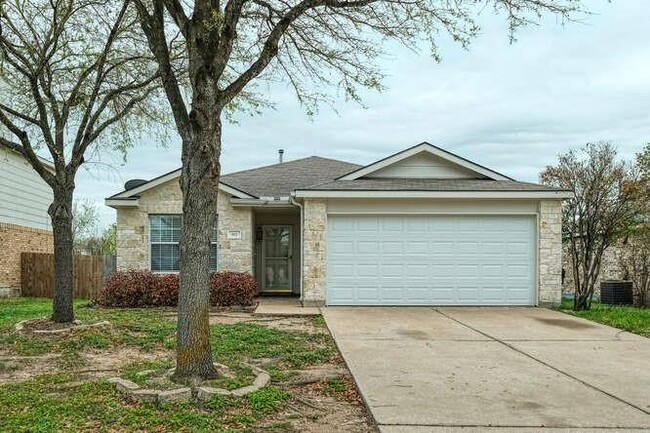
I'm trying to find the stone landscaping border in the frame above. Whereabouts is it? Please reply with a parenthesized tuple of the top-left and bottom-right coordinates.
(15, 319, 111, 334)
(108, 362, 270, 404)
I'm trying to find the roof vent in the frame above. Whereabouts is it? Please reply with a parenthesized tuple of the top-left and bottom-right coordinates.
(278, 149, 284, 164)
(124, 179, 148, 190)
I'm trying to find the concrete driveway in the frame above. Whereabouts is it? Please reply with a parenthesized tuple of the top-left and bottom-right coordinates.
(323, 307, 650, 432)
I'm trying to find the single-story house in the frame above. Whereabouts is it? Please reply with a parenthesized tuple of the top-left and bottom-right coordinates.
(106, 142, 570, 307)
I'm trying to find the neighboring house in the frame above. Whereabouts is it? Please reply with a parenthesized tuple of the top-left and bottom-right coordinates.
(562, 241, 626, 296)
(0, 143, 54, 297)
(106, 142, 571, 307)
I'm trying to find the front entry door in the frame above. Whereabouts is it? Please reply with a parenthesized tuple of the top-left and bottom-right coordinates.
(262, 225, 292, 293)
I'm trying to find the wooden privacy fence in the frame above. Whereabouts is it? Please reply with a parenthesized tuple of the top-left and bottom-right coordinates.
(21, 253, 117, 299)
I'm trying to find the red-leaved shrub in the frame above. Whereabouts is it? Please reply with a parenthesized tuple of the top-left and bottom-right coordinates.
(149, 273, 179, 306)
(99, 270, 160, 307)
(98, 270, 256, 307)
(210, 271, 258, 306)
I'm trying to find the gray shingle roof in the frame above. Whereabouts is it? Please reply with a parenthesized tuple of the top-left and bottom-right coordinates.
(299, 178, 567, 192)
(221, 156, 362, 197)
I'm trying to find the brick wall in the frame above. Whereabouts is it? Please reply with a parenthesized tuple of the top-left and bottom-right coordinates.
(0, 222, 53, 296)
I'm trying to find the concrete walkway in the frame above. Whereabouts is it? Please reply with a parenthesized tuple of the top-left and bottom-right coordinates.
(323, 307, 650, 432)
(253, 297, 320, 316)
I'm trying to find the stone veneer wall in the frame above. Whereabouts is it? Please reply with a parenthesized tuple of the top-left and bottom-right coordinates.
(116, 180, 253, 273)
(301, 199, 327, 306)
(538, 200, 563, 306)
(562, 242, 626, 297)
(0, 222, 53, 296)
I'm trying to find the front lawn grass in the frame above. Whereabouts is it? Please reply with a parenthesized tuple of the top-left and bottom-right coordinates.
(559, 298, 650, 337)
(0, 298, 178, 358)
(0, 373, 293, 432)
(0, 298, 341, 432)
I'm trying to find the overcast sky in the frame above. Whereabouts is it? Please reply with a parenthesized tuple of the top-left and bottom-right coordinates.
(77, 0, 650, 228)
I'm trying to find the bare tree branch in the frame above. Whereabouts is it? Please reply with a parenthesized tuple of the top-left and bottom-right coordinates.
(133, 0, 190, 138)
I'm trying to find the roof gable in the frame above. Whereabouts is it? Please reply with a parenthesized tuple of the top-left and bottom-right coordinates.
(108, 168, 255, 200)
(365, 151, 481, 179)
(338, 142, 513, 181)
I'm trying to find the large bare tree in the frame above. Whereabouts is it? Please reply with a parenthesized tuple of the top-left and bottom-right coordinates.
(0, 0, 165, 322)
(541, 142, 643, 311)
(132, 0, 585, 380)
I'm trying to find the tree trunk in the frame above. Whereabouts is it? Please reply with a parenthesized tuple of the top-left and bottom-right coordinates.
(49, 185, 75, 323)
(573, 291, 590, 311)
(173, 79, 222, 381)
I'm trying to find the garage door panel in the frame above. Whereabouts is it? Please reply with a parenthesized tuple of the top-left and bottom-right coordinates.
(483, 242, 506, 254)
(407, 219, 429, 231)
(482, 264, 505, 277)
(329, 239, 354, 252)
(329, 263, 354, 276)
(357, 218, 380, 231)
(483, 287, 507, 300)
(406, 241, 429, 254)
(356, 264, 379, 276)
(432, 264, 455, 277)
(405, 264, 428, 277)
(507, 242, 530, 254)
(382, 241, 404, 254)
(431, 287, 456, 301)
(357, 241, 379, 254)
(327, 215, 536, 306)
(382, 218, 405, 231)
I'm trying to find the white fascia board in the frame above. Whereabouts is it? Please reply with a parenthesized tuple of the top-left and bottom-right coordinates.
(110, 169, 254, 199)
(110, 169, 182, 198)
(293, 190, 574, 199)
(219, 183, 255, 198)
(339, 142, 512, 181)
(105, 198, 140, 208)
(230, 198, 294, 207)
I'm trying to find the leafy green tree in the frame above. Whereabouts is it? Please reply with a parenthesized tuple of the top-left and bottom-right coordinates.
(637, 143, 649, 212)
(618, 143, 650, 307)
(0, 0, 164, 322)
(72, 199, 100, 253)
(541, 143, 644, 311)
(101, 223, 118, 256)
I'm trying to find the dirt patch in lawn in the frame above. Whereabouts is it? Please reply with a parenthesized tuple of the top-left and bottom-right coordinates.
(0, 348, 172, 385)
(264, 374, 375, 432)
(165, 312, 325, 334)
(254, 344, 375, 432)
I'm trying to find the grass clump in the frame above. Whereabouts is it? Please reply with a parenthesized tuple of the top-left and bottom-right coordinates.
(560, 298, 650, 337)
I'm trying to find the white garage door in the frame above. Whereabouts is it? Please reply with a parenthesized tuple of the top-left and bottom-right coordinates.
(327, 215, 536, 306)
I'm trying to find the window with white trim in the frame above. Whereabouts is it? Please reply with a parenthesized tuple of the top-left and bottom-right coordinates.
(149, 215, 218, 272)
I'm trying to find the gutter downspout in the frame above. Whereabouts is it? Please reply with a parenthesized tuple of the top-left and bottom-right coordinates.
(289, 193, 304, 303)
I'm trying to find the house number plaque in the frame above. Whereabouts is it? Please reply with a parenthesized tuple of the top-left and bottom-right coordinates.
(227, 230, 242, 240)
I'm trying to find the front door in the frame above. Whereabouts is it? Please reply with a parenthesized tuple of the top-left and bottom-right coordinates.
(261, 225, 292, 293)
